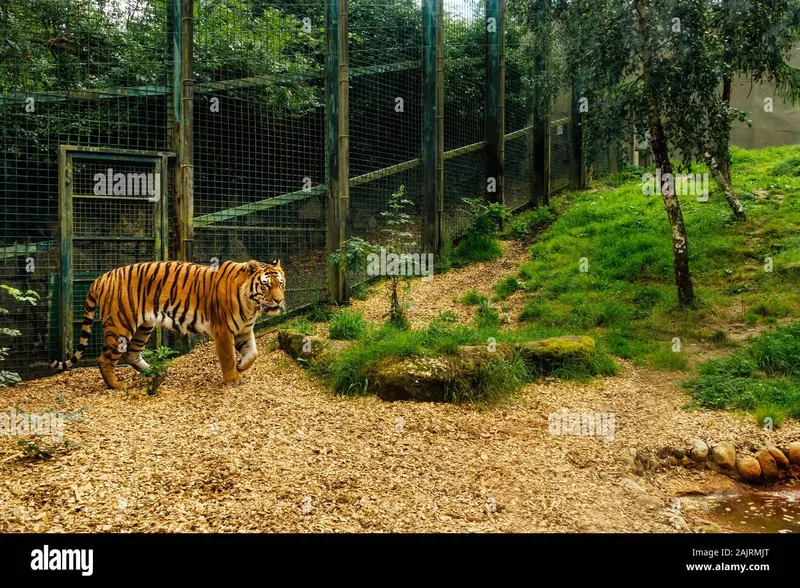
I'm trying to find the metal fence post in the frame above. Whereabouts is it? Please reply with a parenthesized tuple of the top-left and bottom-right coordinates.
(486, 0, 504, 206)
(325, 0, 350, 303)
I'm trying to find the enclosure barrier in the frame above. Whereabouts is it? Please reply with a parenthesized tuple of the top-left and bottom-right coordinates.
(0, 0, 600, 382)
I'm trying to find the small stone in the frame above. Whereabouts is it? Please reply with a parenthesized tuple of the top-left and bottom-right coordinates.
(668, 456, 678, 466)
(711, 441, 736, 469)
(756, 449, 779, 480)
(634, 461, 645, 476)
(695, 520, 722, 533)
(636, 494, 662, 510)
(736, 456, 762, 481)
(690, 439, 709, 462)
(620, 478, 644, 492)
(767, 446, 789, 469)
(788, 442, 800, 466)
(616, 452, 635, 468)
(672, 448, 686, 459)
(680, 456, 691, 467)
(657, 446, 672, 459)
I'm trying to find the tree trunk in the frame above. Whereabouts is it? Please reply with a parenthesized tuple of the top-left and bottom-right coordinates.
(635, 0, 695, 306)
(708, 75, 745, 219)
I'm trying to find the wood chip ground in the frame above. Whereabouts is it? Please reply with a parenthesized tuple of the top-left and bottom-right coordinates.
(2, 240, 797, 533)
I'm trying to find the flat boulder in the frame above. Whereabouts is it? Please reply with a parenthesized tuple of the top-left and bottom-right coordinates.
(515, 336, 595, 369)
(277, 329, 348, 361)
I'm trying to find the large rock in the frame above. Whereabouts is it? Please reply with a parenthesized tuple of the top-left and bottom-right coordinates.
(690, 439, 709, 462)
(371, 344, 514, 402)
(767, 446, 789, 469)
(756, 449, 779, 480)
(736, 456, 762, 482)
(788, 442, 800, 466)
(277, 329, 348, 361)
(711, 441, 736, 469)
(515, 336, 595, 370)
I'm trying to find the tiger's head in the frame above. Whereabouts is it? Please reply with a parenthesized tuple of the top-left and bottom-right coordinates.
(246, 259, 286, 316)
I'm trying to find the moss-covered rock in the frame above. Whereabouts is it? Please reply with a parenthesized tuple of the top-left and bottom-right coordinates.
(277, 329, 347, 361)
(371, 344, 515, 402)
(515, 336, 595, 369)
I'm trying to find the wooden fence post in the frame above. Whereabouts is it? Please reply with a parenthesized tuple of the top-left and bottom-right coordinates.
(325, 0, 350, 303)
(486, 0, 505, 206)
(422, 0, 440, 255)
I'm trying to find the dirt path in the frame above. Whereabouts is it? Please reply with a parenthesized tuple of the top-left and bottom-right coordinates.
(2, 240, 798, 533)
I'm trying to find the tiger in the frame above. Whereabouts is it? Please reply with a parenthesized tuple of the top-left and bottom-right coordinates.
(50, 259, 286, 390)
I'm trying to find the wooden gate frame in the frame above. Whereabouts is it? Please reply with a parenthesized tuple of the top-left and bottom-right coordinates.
(58, 146, 172, 359)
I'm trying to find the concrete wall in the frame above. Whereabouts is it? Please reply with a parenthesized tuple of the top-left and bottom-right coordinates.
(729, 42, 800, 149)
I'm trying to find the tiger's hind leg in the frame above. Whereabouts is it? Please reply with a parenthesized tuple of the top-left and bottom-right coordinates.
(98, 322, 134, 390)
(122, 321, 155, 372)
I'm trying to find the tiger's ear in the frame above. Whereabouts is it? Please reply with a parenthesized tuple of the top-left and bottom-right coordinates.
(271, 258, 281, 269)
(247, 260, 260, 274)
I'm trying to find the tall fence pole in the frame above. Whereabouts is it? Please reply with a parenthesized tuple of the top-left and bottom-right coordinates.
(435, 0, 444, 254)
(532, 1, 550, 207)
(422, 0, 440, 255)
(325, 0, 350, 303)
(485, 0, 504, 206)
(571, 78, 586, 189)
(172, 0, 194, 262)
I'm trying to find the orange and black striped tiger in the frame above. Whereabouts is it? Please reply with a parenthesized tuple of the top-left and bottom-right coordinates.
(50, 259, 286, 390)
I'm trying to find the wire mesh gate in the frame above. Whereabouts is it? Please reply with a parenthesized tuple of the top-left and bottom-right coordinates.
(58, 147, 170, 361)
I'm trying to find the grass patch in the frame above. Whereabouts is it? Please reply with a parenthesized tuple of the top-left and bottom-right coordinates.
(461, 289, 487, 306)
(328, 310, 367, 341)
(513, 144, 800, 366)
(648, 348, 690, 371)
(492, 276, 524, 300)
(451, 233, 504, 265)
(313, 319, 616, 403)
(685, 322, 800, 423)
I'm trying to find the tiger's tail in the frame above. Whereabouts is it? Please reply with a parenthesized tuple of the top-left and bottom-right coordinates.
(49, 281, 99, 372)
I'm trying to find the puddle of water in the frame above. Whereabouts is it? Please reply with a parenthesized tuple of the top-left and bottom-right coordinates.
(685, 487, 800, 533)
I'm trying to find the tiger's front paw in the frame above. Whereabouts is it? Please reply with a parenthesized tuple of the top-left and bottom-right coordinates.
(223, 374, 244, 387)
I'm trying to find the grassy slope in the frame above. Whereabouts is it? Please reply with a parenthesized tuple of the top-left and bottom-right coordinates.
(507, 144, 800, 421)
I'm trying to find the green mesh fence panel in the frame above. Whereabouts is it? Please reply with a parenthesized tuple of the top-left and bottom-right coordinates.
(442, 0, 486, 242)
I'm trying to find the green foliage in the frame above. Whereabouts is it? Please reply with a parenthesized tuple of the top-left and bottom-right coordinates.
(492, 276, 524, 300)
(1, 285, 39, 387)
(475, 300, 501, 330)
(686, 323, 800, 422)
(12, 404, 87, 459)
(140, 347, 180, 396)
(461, 289, 486, 306)
(350, 283, 371, 301)
(437, 311, 458, 323)
(648, 348, 690, 372)
(462, 198, 512, 237)
(504, 205, 556, 239)
(328, 310, 367, 341)
(452, 234, 504, 265)
(283, 318, 316, 335)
